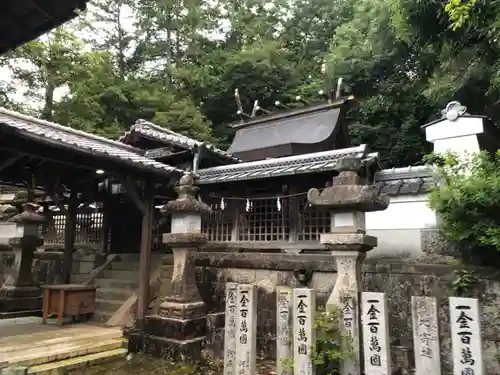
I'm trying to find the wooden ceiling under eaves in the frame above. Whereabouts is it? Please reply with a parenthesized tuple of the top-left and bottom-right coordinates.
(0, 0, 88, 55)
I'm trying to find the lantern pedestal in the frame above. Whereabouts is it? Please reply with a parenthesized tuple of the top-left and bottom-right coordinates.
(0, 207, 45, 314)
(307, 157, 390, 375)
(129, 173, 211, 361)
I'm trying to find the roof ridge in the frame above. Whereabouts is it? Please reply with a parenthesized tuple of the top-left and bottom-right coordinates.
(231, 96, 351, 130)
(198, 144, 368, 174)
(131, 119, 241, 162)
(0, 107, 141, 153)
(135, 119, 194, 142)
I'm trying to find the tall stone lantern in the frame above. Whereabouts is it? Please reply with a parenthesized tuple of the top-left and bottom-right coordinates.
(307, 157, 389, 375)
(144, 172, 211, 359)
(0, 203, 45, 313)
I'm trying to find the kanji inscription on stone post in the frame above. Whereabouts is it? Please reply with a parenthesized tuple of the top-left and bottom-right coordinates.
(411, 296, 441, 375)
(235, 284, 257, 375)
(293, 288, 316, 375)
(449, 297, 484, 375)
(361, 292, 391, 375)
(224, 283, 238, 375)
(277, 286, 293, 375)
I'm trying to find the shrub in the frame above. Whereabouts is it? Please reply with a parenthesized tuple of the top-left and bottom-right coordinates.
(426, 150, 500, 266)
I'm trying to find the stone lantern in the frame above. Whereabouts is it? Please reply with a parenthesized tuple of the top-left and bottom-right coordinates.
(307, 157, 389, 375)
(142, 172, 211, 359)
(0, 203, 45, 313)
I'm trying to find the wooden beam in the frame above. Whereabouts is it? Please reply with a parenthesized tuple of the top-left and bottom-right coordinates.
(100, 198, 111, 255)
(0, 155, 23, 175)
(136, 178, 154, 328)
(116, 175, 146, 215)
(62, 191, 78, 284)
(144, 147, 174, 159)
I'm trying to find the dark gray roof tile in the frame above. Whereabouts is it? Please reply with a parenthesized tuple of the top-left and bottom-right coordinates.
(197, 144, 370, 184)
(0, 108, 183, 177)
(120, 120, 240, 163)
(374, 166, 434, 196)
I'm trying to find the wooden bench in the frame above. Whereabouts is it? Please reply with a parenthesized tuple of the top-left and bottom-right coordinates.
(42, 284, 97, 327)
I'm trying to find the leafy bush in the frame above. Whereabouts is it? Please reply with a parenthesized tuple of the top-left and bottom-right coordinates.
(312, 306, 354, 375)
(426, 151, 500, 266)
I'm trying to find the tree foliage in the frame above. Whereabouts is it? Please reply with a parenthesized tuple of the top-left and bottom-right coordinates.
(427, 152, 500, 266)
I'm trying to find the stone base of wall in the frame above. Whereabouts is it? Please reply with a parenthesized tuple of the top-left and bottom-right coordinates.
(0, 248, 103, 287)
(154, 251, 500, 375)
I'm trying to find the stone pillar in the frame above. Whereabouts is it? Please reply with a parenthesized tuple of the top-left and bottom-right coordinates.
(138, 173, 211, 361)
(0, 203, 45, 313)
(307, 157, 389, 375)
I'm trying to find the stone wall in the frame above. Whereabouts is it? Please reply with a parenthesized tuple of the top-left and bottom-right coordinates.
(0, 249, 102, 286)
(186, 251, 500, 375)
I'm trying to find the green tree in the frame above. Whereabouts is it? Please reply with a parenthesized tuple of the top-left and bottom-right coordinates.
(428, 151, 500, 267)
(6, 27, 87, 120)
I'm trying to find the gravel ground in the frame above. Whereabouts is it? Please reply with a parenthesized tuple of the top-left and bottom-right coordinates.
(68, 355, 277, 375)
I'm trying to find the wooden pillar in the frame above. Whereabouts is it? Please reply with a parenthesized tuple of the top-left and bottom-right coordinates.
(100, 198, 111, 255)
(136, 178, 154, 328)
(62, 191, 78, 284)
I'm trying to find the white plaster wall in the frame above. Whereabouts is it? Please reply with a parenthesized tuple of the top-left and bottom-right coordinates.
(365, 195, 436, 258)
(425, 116, 483, 154)
(366, 195, 436, 230)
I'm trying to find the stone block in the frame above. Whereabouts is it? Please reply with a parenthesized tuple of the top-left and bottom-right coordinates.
(144, 315, 207, 341)
(320, 233, 377, 248)
(143, 334, 205, 361)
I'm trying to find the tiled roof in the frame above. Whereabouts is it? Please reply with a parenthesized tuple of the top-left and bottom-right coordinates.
(374, 166, 434, 196)
(0, 0, 89, 55)
(120, 120, 241, 163)
(197, 144, 371, 184)
(0, 108, 183, 177)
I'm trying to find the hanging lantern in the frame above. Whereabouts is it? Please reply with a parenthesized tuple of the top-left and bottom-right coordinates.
(277, 197, 281, 212)
(220, 198, 226, 211)
(246, 199, 251, 212)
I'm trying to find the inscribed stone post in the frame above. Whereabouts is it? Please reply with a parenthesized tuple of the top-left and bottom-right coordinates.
(235, 284, 257, 375)
(361, 292, 391, 375)
(293, 288, 316, 375)
(449, 297, 484, 375)
(277, 286, 293, 375)
(328, 252, 363, 375)
(411, 296, 441, 375)
(224, 283, 238, 375)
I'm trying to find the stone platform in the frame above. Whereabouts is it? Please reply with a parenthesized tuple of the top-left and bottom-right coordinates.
(0, 317, 127, 373)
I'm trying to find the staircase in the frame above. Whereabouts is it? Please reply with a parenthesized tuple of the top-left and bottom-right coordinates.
(0, 322, 127, 374)
(91, 253, 165, 324)
(92, 254, 141, 324)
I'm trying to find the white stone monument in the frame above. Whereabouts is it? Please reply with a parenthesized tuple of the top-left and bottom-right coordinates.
(224, 283, 238, 375)
(361, 292, 391, 375)
(293, 288, 316, 375)
(235, 284, 257, 375)
(411, 296, 441, 375)
(277, 286, 293, 375)
(449, 297, 484, 375)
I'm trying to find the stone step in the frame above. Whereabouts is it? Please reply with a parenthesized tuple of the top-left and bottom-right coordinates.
(94, 278, 138, 290)
(96, 288, 132, 301)
(5, 338, 124, 367)
(115, 254, 141, 262)
(0, 328, 122, 355)
(26, 347, 128, 375)
(102, 269, 138, 280)
(94, 299, 125, 313)
(91, 310, 114, 324)
(109, 261, 139, 271)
